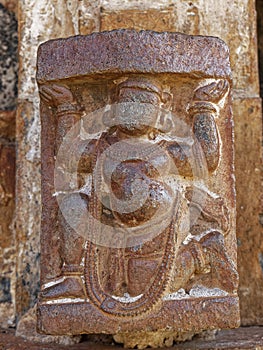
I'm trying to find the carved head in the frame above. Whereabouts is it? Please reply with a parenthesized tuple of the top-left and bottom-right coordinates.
(104, 76, 170, 136)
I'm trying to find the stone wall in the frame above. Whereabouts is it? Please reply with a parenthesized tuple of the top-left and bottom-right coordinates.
(257, 0, 263, 94)
(257, 0, 263, 233)
(0, 0, 261, 328)
(0, 2, 17, 327)
(15, 0, 101, 321)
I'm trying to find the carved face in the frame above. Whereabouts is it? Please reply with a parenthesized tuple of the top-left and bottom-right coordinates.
(112, 87, 161, 136)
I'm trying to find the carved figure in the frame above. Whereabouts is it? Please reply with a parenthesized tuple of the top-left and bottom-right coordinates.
(39, 76, 238, 315)
(37, 30, 239, 338)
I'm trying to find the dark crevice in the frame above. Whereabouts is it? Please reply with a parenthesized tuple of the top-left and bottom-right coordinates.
(0, 3, 18, 111)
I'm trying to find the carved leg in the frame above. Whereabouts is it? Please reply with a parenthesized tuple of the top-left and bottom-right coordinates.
(170, 231, 238, 294)
(41, 193, 88, 300)
(191, 231, 238, 293)
(169, 242, 202, 293)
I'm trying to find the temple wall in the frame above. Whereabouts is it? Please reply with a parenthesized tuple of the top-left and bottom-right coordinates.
(0, 0, 262, 328)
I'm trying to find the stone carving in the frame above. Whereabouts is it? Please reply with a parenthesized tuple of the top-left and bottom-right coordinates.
(37, 30, 239, 340)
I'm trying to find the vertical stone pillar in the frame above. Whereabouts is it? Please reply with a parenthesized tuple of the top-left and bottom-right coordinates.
(0, 111, 16, 328)
(16, 0, 100, 320)
(0, 2, 17, 328)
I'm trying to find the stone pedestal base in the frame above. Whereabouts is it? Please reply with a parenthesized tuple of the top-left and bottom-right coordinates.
(37, 296, 239, 335)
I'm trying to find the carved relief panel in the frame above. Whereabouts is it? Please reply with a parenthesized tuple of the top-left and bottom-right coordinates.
(37, 30, 239, 339)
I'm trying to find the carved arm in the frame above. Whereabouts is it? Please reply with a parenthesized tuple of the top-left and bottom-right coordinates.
(189, 79, 229, 173)
(190, 103, 220, 173)
(39, 84, 82, 152)
(39, 84, 98, 177)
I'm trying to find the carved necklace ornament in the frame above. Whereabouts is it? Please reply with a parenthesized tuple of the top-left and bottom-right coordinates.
(37, 30, 239, 339)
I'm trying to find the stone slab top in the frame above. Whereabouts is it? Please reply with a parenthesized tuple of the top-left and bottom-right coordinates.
(36, 29, 232, 83)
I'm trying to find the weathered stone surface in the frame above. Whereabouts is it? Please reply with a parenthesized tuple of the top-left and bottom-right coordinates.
(0, 3, 17, 110)
(257, 0, 263, 94)
(16, 0, 100, 322)
(0, 0, 17, 14)
(113, 330, 218, 349)
(100, 0, 259, 98)
(16, 305, 81, 345)
(16, 0, 262, 343)
(96, 0, 263, 328)
(15, 101, 41, 318)
(38, 297, 239, 336)
(0, 138, 16, 328)
(0, 110, 15, 139)
(0, 2, 17, 329)
(100, 8, 176, 32)
(2, 327, 263, 349)
(233, 97, 263, 325)
(256, 1, 263, 289)
(37, 30, 239, 346)
(0, 143, 15, 247)
(37, 30, 231, 81)
(78, 0, 100, 35)
(0, 2, 17, 328)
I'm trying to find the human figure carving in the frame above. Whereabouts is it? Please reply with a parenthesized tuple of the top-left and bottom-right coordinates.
(39, 77, 238, 311)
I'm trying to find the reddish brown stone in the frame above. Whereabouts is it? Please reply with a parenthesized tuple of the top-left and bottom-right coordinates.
(37, 30, 239, 343)
(0, 143, 15, 249)
(38, 296, 239, 335)
(0, 111, 15, 139)
(0, 111, 16, 327)
(36, 30, 231, 82)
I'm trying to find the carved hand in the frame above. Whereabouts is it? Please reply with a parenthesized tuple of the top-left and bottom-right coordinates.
(193, 79, 229, 103)
(39, 84, 75, 108)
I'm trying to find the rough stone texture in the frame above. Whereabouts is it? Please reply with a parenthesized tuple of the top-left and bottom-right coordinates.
(16, 0, 100, 321)
(0, 2, 17, 328)
(99, 0, 263, 328)
(16, 0, 262, 343)
(2, 327, 263, 349)
(0, 110, 15, 140)
(256, 0, 263, 276)
(233, 98, 263, 325)
(16, 305, 81, 345)
(0, 2, 17, 329)
(37, 30, 232, 81)
(0, 0, 17, 14)
(257, 0, 263, 93)
(101, 8, 176, 33)
(100, 0, 259, 98)
(113, 331, 211, 349)
(256, 0, 263, 231)
(78, 0, 100, 35)
(0, 137, 16, 328)
(37, 30, 238, 347)
(0, 3, 17, 110)
(38, 297, 240, 335)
